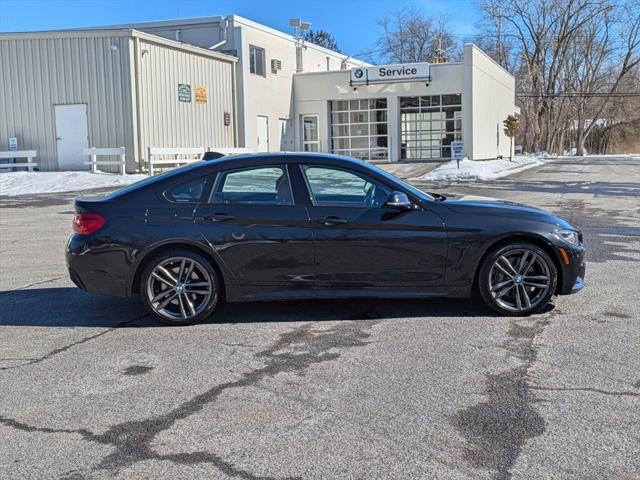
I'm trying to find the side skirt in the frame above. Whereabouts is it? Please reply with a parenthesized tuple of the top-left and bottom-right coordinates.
(226, 285, 471, 303)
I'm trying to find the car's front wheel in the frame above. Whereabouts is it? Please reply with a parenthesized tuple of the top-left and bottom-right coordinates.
(478, 242, 557, 316)
(140, 249, 220, 325)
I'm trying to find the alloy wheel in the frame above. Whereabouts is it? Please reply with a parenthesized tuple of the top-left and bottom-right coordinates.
(146, 256, 215, 322)
(488, 248, 551, 313)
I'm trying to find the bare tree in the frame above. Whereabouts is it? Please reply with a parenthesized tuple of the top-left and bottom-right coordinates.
(376, 9, 460, 63)
(480, 0, 640, 155)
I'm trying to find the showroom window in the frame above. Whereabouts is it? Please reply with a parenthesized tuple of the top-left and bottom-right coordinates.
(400, 94, 462, 160)
(249, 45, 266, 76)
(330, 98, 388, 161)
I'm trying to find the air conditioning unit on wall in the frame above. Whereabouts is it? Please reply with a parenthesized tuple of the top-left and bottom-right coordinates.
(271, 59, 282, 74)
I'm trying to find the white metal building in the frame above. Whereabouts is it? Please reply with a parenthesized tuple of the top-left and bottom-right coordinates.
(0, 28, 237, 172)
(88, 15, 367, 156)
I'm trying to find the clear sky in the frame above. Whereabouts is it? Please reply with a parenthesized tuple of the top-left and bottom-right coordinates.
(0, 0, 481, 60)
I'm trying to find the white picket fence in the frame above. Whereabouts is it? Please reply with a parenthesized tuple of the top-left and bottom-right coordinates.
(0, 150, 38, 171)
(84, 147, 126, 175)
(147, 147, 251, 175)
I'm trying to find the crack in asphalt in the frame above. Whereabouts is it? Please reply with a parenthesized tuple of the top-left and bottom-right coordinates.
(0, 315, 147, 371)
(0, 320, 377, 479)
(530, 385, 640, 398)
(452, 313, 554, 480)
(6, 275, 66, 291)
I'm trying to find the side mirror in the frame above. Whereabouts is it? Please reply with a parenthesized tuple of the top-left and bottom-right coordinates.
(385, 191, 411, 210)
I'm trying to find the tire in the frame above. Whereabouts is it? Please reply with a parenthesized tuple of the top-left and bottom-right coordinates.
(140, 249, 220, 325)
(478, 242, 557, 316)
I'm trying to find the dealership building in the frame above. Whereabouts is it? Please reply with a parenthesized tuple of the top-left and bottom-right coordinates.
(0, 15, 517, 171)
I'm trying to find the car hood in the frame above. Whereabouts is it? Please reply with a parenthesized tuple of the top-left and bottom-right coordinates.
(440, 194, 576, 230)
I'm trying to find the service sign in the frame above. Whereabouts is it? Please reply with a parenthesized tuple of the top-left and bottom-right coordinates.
(8, 137, 18, 151)
(350, 63, 430, 85)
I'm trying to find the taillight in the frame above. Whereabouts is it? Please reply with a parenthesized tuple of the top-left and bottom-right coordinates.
(73, 213, 106, 235)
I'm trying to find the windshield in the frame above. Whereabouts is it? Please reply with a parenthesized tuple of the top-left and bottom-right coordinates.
(363, 162, 434, 201)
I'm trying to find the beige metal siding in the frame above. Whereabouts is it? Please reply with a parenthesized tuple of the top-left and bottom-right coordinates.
(0, 34, 135, 171)
(136, 37, 236, 161)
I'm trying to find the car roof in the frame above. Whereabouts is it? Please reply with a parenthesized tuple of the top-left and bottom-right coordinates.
(106, 153, 397, 201)
(203, 152, 368, 169)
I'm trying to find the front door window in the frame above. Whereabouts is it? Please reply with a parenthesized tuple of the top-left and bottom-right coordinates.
(302, 165, 391, 208)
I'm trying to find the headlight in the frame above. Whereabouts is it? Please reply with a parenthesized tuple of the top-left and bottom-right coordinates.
(553, 229, 580, 246)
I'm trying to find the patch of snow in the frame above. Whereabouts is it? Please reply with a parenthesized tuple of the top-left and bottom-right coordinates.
(0, 171, 149, 197)
(418, 155, 546, 182)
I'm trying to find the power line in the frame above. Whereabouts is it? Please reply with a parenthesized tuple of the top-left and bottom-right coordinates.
(517, 92, 640, 97)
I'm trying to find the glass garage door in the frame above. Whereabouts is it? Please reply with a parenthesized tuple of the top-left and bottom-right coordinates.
(330, 99, 388, 161)
(400, 94, 462, 160)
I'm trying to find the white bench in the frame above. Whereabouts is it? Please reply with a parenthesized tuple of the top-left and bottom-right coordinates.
(0, 150, 38, 171)
(147, 147, 252, 175)
(83, 147, 126, 175)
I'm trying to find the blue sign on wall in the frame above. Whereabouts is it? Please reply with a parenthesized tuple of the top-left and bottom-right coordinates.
(178, 84, 192, 102)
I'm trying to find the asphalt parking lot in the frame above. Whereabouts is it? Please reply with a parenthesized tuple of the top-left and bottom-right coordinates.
(1, 156, 638, 479)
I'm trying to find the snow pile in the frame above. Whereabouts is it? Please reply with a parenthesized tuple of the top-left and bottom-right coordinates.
(419, 155, 545, 182)
(0, 171, 148, 196)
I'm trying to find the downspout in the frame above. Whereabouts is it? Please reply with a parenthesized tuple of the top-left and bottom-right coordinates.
(133, 36, 144, 171)
(232, 60, 238, 147)
(209, 16, 229, 50)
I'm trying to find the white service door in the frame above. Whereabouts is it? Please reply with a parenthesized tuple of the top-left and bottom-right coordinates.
(256, 115, 269, 152)
(54, 104, 89, 170)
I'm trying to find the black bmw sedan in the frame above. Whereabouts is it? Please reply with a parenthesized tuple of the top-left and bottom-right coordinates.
(66, 153, 585, 325)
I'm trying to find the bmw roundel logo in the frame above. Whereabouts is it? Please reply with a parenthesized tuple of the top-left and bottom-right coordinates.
(353, 69, 364, 79)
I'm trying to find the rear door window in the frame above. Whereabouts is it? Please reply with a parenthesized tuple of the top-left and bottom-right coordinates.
(212, 166, 294, 205)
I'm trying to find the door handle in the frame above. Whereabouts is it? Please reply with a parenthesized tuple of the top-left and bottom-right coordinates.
(202, 213, 235, 223)
(317, 216, 348, 226)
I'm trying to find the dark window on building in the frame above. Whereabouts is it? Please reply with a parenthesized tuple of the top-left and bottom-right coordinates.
(249, 45, 266, 76)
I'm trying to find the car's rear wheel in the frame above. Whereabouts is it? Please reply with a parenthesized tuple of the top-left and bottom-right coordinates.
(140, 250, 219, 325)
(478, 242, 557, 316)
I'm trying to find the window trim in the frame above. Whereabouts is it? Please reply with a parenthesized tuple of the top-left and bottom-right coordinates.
(209, 164, 295, 206)
(249, 45, 266, 77)
(300, 164, 394, 209)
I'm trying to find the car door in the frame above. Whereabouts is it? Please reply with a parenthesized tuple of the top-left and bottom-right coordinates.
(194, 164, 314, 286)
(300, 164, 446, 288)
